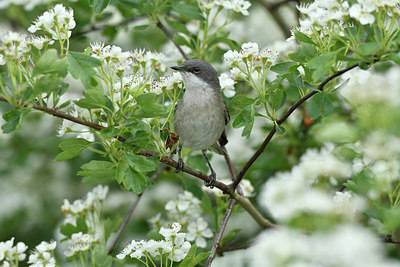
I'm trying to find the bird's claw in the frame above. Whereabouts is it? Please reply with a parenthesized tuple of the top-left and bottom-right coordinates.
(174, 158, 185, 173)
(204, 170, 216, 188)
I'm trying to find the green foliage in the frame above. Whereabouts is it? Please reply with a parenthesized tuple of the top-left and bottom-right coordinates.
(32, 49, 68, 77)
(60, 216, 89, 239)
(55, 138, 92, 161)
(67, 52, 101, 88)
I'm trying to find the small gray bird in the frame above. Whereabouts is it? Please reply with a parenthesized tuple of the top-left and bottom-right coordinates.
(171, 59, 230, 188)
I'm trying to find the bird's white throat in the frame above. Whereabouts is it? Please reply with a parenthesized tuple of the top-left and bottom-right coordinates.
(181, 72, 214, 93)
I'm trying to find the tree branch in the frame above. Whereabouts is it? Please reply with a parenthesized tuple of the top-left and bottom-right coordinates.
(217, 242, 251, 255)
(231, 63, 360, 190)
(106, 165, 167, 254)
(155, 18, 189, 60)
(382, 235, 400, 245)
(206, 198, 237, 267)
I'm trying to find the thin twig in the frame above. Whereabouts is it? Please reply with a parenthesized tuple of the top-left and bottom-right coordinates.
(155, 18, 189, 60)
(231, 63, 360, 190)
(217, 242, 251, 255)
(382, 235, 400, 244)
(206, 148, 241, 266)
(206, 198, 237, 267)
(106, 165, 167, 254)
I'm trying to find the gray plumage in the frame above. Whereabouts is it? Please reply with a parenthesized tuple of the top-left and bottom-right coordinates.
(172, 59, 229, 187)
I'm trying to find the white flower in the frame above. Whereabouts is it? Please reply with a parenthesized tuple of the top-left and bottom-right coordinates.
(223, 50, 241, 67)
(349, 3, 375, 25)
(159, 222, 182, 241)
(240, 42, 259, 58)
(186, 218, 213, 248)
(249, 225, 399, 267)
(0, 238, 27, 263)
(164, 191, 202, 224)
(64, 232, 98, 257)
(222, 0, 251, 16)
(29, 4, 75, 40)
(28, 241, 57, 266)
(219, 73, 236, 97)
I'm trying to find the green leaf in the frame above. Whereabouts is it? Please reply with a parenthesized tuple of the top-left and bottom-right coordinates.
(193, 252, 211, 266)
(179, 245, 197, 267)
(126, 154, 156, 173)
(230, 94, 255, 111)
(32, 49, 68, 77)
(173, 35, 191, 47)
(93, 247, 113, 267)
(78, 160, 115, 176)
(275, 124, 286, 135)
(377, 207, 400, 232)
(305, 92, 334, 120)
(359, 42, 382, 56)
(307, 52, 336, 81)
(60, 216, 88, 238)
(166, 18, 190, 35)
(172, 3, 203, 20)
(221, 229, 241, 246)
(89, 0, 111, 13)
(388, 52, 400, 65)
(55, 138, 92, 161)
(270, 62, 298, 75)
(75, 85, 106, 109)
(134, 93, 164, 118)
(1, 109, 28, 133)
(294, 31, 314, 44)
(104, 216, 122, 240)
(115, 154, 154, 193)
(34, 74, 62, 94)
(232, 103, 255, 138)
(291, 43, 318, 63)
(67, 52, 101, 88)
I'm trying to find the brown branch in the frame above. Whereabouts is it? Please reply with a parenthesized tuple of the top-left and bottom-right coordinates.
(106, 165, 167, 254)
(382, 235, 400, 244)
(217, 242, 251, 255)
(155, 18, 189, 60)
(206, 198, 237, 267)
(231, 63, 360, 190)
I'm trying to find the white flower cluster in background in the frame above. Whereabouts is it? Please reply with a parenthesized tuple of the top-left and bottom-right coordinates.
(0, 238, 28, 266)
(297, 0, 399, 28)
(148, 191, 214, 248)
(198, 0, 251, 16)
(61, 185, 108, 234)
(258, 143, 363, 221)
(149, 72, 183, 95)
(224, 42, 276, 93)
(64, 232, 99, 258)
(0, 31, 54, 65)
(28, 240, 57, 266)
(340, 67, 400, 107)
(249, 224, 400, 267)
(28, 4, 76, 40)
(117, 222, 191, 262)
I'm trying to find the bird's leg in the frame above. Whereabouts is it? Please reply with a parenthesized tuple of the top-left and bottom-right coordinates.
(175, 144, 185, 173)
(202, 150, 216, 188)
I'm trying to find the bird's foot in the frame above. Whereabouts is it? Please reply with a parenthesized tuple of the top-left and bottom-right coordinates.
(174, 158, 185, 173)
(204, 170, 216, 188)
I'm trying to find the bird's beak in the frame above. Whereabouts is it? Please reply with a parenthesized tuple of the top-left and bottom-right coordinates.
(171, 65, 181, 71)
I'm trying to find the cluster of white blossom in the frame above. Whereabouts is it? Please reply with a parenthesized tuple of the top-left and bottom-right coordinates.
(117, 222, 191, 262)
(224, 42, 276, 93)
(28, 4, 76, 40)
(258, 143, 363, 221)
(198, 0, 251, 16)
(149, 72, 183, 95)
(0, 0, 77, 11)
(27, 240, 57, 267)
(64, 232, 99, 258)
(249, 224, 400, 267)
(61, 184, 108, 240)
(297, 0, 399, 28)
(148, 191, 214, 248)
(340, 67, 400, 107)
(0, 31, 54, 65)
(90, 43, 166, 78)
(0, 238, 28, 267)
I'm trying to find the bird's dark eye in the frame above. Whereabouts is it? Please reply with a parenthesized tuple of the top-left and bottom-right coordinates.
(192, 67, 201, 73)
